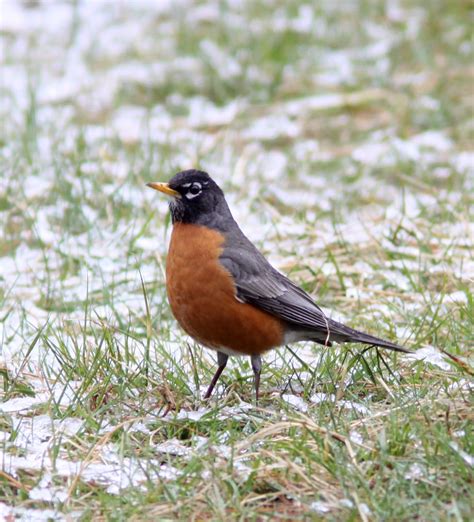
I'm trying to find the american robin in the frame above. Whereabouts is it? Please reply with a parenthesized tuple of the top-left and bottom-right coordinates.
(147, 169, 411, 401)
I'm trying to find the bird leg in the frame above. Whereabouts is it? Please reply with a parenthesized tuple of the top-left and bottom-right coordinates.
(204, 351, 228, 399)
(251, 355, 262, 403)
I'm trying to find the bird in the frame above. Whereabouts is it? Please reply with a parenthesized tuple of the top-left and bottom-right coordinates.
(147, 169, 411, 401)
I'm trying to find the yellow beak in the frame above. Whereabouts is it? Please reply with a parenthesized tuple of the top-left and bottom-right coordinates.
(146, 182, 180, 198)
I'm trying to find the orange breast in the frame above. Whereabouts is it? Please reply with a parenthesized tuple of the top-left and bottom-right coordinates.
(166, 223, 284, 356)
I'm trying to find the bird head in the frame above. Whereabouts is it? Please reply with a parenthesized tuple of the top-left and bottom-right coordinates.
(147, 169, 231, 227)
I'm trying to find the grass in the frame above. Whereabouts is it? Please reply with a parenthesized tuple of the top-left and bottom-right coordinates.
(1, 0, 473, 520)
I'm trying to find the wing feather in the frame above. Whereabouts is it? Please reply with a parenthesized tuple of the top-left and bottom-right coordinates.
(219, 237, 410, 353)
(220, 244, 330, 332)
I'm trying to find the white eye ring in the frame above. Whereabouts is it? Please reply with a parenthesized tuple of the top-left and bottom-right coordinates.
(185, 182, 202, 199)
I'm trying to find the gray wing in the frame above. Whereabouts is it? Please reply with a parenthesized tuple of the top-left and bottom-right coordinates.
(219, 237, 332, 337)
(219, 234, 410, 352)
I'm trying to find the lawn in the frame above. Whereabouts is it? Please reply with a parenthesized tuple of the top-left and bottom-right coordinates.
(0, 0, 473, 520)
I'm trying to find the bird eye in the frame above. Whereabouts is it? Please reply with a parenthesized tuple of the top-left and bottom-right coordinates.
(184, 182, 202, 199)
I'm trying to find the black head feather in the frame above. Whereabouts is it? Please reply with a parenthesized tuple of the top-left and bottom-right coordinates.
(167, 170, 234, 231)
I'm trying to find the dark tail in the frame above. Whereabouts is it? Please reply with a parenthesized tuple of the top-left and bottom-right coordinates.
(326, 318, 412, 353)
